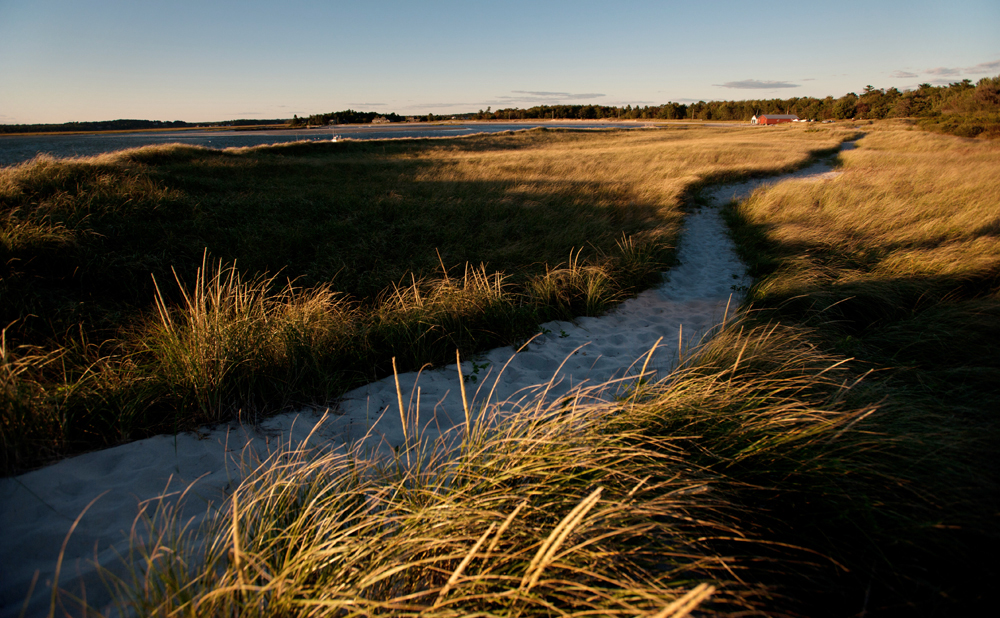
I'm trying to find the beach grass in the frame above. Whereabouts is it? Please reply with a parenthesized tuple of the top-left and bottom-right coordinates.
(6, 122, 996, 616)
(721, 126, 1000, 613)
(90, 316, 880, 618)
(0, 125, 852, 472)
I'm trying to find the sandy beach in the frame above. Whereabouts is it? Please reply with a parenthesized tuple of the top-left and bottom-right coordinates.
(0, 153, 845, 618)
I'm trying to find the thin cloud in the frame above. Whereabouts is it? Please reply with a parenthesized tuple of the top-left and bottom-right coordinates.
(965, 60, 1000, 74)
(890, 70, 919, 79)
(925, 67, 962, 76)
(511, 90, 565, 96)
(510, 90, 605, 99)
(715, 79, 800, 89)
(414, 102, 474, 109)
(493, 91, 607, 105)
(923, 60, 1000, 78)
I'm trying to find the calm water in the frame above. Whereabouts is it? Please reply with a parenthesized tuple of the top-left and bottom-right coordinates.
(0, 122, 652, 168)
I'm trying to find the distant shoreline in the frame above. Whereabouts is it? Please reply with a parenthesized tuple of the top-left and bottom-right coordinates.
(0, 119, 755, 168)
(0, 124, 286, 138)
(0, 118, 717, 139)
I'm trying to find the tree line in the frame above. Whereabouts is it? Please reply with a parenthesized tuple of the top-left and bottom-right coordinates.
(293, 110, 407, 126)
(466, 76, 998, 128)
(4, 77, 997, 137)
(464, 102, 688, 121)
(0, 119, 193, 135)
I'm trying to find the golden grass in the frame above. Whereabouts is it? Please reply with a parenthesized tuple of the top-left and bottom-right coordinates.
(2, 124, 856, 472)
(410, 125, 854, 219)
(740, 129, 1000, 287)
(15, 125, 995, 616)
(723, 125, 1000, 613)
(91, 315, 884, 618)
(146, 252, 358, 420)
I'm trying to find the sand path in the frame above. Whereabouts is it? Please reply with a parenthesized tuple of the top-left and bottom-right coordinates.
(0, 151, 846, 617)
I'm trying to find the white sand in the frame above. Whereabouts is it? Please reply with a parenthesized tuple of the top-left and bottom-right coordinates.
(0, 153, 845, 617)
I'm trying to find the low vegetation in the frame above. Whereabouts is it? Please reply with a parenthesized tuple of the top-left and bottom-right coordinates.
(722, 127, 999, 613)
(1, 125, 850, 472)
(9, 123, 994, 616)
(95, 320, 876, 617)
(101, 125, 1000, 616)
(96, 280, 993, 616)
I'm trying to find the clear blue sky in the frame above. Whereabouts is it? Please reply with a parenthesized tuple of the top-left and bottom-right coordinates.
(1, 0, 997, 124)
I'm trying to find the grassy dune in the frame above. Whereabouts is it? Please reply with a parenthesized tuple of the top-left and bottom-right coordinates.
(730, 127, 1000, 421)
(102, 322, 870, 617)
(83, 125, 1000, 617)
(1, 125, 850, 472)
(722, 126, 1000, 614)
(5, 123, 996, 616)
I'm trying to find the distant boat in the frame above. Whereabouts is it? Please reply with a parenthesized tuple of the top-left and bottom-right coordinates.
(331, 134, 342, 142)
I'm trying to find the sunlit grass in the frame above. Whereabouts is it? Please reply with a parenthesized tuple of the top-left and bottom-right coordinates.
(736, 130, 1000, 286)
(724, 126, 1000, 614)
(0, 125, 852, 472)
(145, 252, 360, 420)
(89, 317, 883, 618)
(7, 123, 995, 616)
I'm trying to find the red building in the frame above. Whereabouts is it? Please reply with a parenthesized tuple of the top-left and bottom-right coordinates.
(752, 114, 800, 125)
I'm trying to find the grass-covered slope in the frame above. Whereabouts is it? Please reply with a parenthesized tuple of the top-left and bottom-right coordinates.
(1, 126, 849, 472)
(729, 128, 1000, 427)
(8, 123, 994, 617)
(722, 127, 1000, 614)
(101, 300, 984, 617)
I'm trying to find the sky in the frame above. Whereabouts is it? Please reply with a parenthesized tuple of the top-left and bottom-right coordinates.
(1, 0, 998, 124)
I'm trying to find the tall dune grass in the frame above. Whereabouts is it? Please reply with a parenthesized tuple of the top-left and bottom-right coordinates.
(371, 264, 521, 372)
(10, 123, 992, 615)
(146, 253, 359, 420)
(0, 329, 63, 471)
(90, 317, 886, 618)
(735, 130, 1000, 288)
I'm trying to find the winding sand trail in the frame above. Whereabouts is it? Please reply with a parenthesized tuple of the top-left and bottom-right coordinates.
(0, 151, 847, 618)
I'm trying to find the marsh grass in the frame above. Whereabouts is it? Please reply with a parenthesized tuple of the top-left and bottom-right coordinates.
(0, 328, 63, 471)
(1, 125, 852, 472)
(12, 123, 990, 615)
(371, 264, 525, 373)
(728, 129, 1000, 374)
(50, 311, 926, 618)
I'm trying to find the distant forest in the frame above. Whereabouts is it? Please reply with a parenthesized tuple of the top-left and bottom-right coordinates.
(460, 76, 1000, 138)
(3, 76, 997, 138)
(294, 110, 407, 126)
